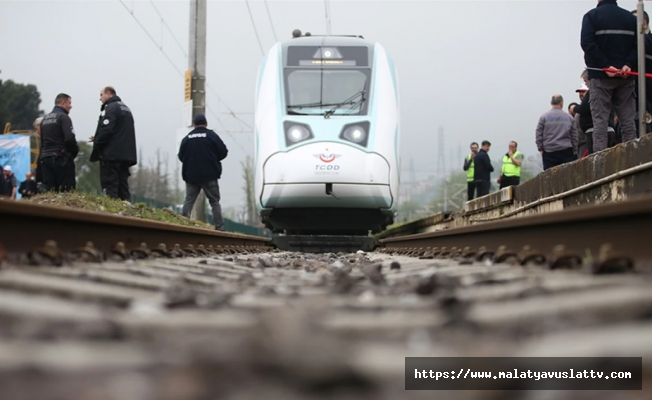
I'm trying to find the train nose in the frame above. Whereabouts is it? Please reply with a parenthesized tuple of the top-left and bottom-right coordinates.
(263, 143, 390, 185)
(260, 143, 393, 209)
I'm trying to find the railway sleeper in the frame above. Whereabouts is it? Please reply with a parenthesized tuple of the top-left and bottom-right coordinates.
(14, 240, 273, 267)
(380, 243, 636, 275)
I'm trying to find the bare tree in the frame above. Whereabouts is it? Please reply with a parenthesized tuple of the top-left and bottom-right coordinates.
(241, 155, 257, 225)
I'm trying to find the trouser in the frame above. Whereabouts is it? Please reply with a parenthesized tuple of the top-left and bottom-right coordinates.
(40, 155, 76, 193)
(542, 148, 576, 171)
(35, 161, 44, 184)
(499, 175, 520, 189)
(584, 127, 615, 155)
(182, 180, 224, 230)
(467, 181, 475, 201)
(589, 78, 637, 152)
(475, 180, 490, 198)
(578, 143, 588, 158)
(100, 160, 131, 201)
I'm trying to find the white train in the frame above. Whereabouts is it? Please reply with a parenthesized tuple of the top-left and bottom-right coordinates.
(253, 30, 400, 235)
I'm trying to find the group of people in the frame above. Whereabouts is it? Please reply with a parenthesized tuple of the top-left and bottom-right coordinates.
(464, 0, 651, 201)
(541, 1, 652, 169)
(462, 140, 524, 201)
(6, 87, 140, 201)
(538, 0, 651, 170)
(0, 85, 230, 231)
(0, 166, 37, 200)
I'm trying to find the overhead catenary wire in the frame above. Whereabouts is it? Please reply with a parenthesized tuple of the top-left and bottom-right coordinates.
(324, 0, 332, 36)
(148, 0, 188, 59)
(144, 0, 253, 135)
(263, 0, 278, 43)
(118, 0, 183, 75)
(116, 0, 251, 156)
(244, 0, 266, 56)
(205, 105, 250, 155)
(205, 83, 254, 131)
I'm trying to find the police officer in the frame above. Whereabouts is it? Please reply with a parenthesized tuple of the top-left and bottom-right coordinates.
(89, 86, 137, 201)
(178, 114, 228, 230)
(462, 142, 478, 201)
(497, 141, 523, 189)
(39, 93, 79, 192)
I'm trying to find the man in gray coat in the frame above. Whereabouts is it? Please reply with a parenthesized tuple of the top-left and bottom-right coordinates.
(536, 94, 578, 170)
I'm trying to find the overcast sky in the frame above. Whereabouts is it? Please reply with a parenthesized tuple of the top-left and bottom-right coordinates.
(1, 0, 643, 210)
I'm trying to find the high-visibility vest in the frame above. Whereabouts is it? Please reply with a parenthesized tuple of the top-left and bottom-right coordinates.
(501, 151, 522, 178)
(466, 154, 474, 182)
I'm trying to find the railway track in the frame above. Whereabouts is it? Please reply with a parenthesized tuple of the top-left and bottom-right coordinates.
(0, 198, 271, 263)
(0, 197, 651, 399)
(379, 195, 652, 274)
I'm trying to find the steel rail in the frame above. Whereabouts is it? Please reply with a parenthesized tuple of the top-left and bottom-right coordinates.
(379, 195, 652, 266)
(0, 199, 271, 254)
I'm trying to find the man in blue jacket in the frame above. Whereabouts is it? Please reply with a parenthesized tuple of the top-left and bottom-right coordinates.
(581, 0, 638, 152)
(178, 114, 229, 230)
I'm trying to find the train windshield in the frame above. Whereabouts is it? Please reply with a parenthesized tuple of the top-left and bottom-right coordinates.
(285, 69, 370, 116)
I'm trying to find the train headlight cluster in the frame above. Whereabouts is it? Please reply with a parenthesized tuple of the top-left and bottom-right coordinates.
(284, 121, 313, 146)
(340, 122, 370, 147)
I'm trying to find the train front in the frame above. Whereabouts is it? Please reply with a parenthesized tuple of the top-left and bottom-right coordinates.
(255, 35, 399, 235)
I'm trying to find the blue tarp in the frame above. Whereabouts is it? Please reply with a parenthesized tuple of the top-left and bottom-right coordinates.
(0, 134, 31, 199)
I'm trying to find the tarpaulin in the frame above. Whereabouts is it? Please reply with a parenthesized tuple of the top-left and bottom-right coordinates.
(0, 134, 31, 199)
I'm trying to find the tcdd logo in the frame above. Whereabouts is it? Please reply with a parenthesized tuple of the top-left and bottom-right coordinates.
(314, 148, 341, 163)
(315, 165, 340, 170)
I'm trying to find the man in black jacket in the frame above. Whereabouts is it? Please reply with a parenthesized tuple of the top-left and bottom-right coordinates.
(178, 114, 229, 230)
(473, 140, 494, 198)
(581, 0, 637, 152)
(90, 86, 137, 201)
(571, 88, 617, 154)
(39, 93, 79, 192)
(18, 171, 38, 199)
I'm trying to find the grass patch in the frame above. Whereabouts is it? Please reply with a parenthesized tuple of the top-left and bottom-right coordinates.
(25, 191, 215, 230)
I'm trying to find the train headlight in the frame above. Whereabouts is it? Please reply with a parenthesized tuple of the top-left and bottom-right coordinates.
(339, 122, 370, 147)
(284, 121, 313, 146)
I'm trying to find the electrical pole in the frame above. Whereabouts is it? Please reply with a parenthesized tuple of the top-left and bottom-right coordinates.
(189, 0, 207, 222)
(637, 0, 647, 137)
(436, 127, 445, 184)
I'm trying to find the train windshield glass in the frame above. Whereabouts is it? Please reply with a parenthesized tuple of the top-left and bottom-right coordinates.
(285, 69, 369, 115)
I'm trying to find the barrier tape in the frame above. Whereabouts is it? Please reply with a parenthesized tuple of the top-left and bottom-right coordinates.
(586, 66, 652, 78)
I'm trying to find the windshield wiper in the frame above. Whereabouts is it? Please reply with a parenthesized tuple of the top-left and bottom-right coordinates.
(324, 89, 366, 119)
(286, 102, 341, 109)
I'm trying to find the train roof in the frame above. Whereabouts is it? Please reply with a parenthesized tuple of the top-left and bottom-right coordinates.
(280, 33, 376, 51)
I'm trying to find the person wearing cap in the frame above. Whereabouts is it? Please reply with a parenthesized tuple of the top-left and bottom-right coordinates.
(89, 86, 137, 201)
(178, 114, 229, 231)
(569, 102, 588, 158)
(570, 84, 589, 157)
(570, 83, 617, 156)
(2, 166, 17, 199)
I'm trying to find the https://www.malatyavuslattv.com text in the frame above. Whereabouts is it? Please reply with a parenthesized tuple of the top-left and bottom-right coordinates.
(414, 368, 634, 381)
